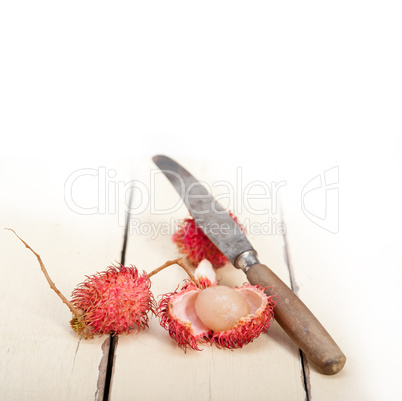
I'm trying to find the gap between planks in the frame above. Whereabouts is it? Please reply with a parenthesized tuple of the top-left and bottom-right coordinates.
(96, 189, 133, 401)
(281, 207, 312, 401)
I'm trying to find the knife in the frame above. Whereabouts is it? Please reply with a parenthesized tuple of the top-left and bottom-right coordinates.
(153, 155, 346, 375)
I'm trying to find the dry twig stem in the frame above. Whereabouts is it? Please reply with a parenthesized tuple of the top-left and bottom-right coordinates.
(148, 258, 198, 283)
(5, 228, 88, 331)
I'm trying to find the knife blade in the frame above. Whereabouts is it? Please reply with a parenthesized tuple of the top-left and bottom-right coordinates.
(152, 155, 346, 375)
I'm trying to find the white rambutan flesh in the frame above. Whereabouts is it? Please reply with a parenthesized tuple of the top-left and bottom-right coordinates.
(195, 285, 250, 331)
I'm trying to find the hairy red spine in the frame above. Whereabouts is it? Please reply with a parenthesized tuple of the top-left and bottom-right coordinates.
(172, 212, 244, 268)
(71, 265, 155, 336)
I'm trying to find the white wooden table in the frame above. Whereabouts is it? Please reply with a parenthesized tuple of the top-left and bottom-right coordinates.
(1, 3, 401, 400)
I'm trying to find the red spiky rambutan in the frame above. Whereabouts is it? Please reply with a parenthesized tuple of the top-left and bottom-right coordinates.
(7, 229, 156, 340)
(71, 265, 156, 337)
(157, 268, 276, 351)
(172, 212, 244, 268)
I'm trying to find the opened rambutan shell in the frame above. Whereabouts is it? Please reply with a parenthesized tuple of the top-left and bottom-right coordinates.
(71, 265, 155, 336)
(210, 284, 276, 349)
(158, 282, 212, 350)
(172, 213, 244, 268)
(157, 279, 276, 351)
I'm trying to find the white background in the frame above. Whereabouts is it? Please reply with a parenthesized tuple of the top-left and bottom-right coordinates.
(1, 1, 401, 400)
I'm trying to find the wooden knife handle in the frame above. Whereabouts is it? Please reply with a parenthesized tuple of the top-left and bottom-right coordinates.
(246, 263, 346, 375)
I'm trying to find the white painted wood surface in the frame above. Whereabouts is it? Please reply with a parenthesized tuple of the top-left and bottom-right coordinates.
(0, 163, 129, 401)
(2, 154, 401, 401)
(1, 2, 401, 400)
(281, 156, 402, 401)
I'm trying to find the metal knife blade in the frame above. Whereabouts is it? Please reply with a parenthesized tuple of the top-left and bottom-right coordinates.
(152, 154, 253, 266)
(152, 154, 346, 375)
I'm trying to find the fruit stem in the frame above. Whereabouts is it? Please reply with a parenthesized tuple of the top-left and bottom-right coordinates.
(148, 258, 198, 284)
(5, 228, 92, 338)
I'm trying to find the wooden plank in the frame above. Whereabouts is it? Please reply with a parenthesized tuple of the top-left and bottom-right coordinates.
(0, 161, 128, 401)
(281, 160, 402, 400)
(110, 158, 306, 401)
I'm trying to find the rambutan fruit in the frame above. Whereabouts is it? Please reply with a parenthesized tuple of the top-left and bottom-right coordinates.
(70, 264, 155, 337)
(172, 212, 244, 268)
(157, 260, 276, 350)
(7, 229, 155, 339)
